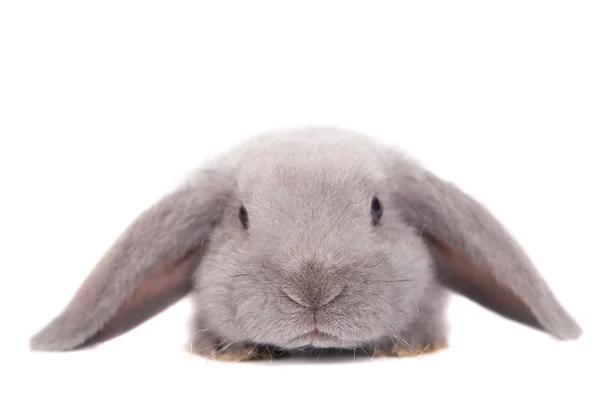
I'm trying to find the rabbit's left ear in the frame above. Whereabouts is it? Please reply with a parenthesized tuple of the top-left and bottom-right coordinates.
(30, 171, 231, 351)
(391, 156, 582, 340)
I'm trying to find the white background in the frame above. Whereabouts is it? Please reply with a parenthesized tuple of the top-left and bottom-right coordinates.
(1, 1, 599, 399)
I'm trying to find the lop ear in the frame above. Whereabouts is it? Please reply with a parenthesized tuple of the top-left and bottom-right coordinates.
(30, 171, 230, 351)
(391, 157, 582, 340)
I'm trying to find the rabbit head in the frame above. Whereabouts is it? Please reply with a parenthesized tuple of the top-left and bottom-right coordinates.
(30, 126, 582, 354)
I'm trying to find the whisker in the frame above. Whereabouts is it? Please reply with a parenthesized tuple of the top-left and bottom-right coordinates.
(237, 315, 260, 337)
(365, 261, 382, 269)
(226, 272, 251, 278)
(373, 314, 420, 353)
(212, 267, 251, 279)
(193, 338, 232, 361)
(248, 263, 270, 284)
(370, 344, 378, 362)
(359, 343, 369, 357)
(206, 331, 258, 362)
(393, 335, 420, 353)
(365, 279, 438, 285)
(384, 321, 396, 334)
(206, 340, 241, 363)
(196, 284, 231, 292)
(374, 295, 409, 316)
(265, 345, 273, 363)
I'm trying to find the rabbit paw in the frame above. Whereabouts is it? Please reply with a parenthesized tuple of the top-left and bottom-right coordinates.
(210, 345, 271, 362)
(375, 342, 448, 358)
(187, 339, 270, 362)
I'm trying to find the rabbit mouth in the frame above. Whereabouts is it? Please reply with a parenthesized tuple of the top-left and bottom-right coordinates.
(300, 330, 337, 341)
(288, 329, 342, 347)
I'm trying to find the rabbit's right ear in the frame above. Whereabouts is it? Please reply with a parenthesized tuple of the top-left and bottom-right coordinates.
(30, 170, 231, 351)
(389, 153, 582, 341)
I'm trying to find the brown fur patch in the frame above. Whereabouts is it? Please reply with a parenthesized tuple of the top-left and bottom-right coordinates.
(375, 342, 448, 358)
(186, 344, 271, 362)
(211, 348, 270, 362)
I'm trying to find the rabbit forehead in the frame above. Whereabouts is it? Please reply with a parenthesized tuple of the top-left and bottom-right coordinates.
(236, 128, 389, 200)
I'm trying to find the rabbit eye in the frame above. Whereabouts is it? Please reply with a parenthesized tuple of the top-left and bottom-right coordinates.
(371, 196, 383, 225)
(239, 206, 249, 229)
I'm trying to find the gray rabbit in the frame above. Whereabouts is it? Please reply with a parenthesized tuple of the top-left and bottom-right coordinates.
(30, 126, 582, 361)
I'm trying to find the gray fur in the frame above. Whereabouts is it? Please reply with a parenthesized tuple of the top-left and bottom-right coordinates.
(30, 171, 231, 351)
(387, 158, 582, 340)
(29, 126, 582, 354)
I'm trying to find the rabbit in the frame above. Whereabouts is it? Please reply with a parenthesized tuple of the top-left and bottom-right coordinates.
(29, 125, 582, 361)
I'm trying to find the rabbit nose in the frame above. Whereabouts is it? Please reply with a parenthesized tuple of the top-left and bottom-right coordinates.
(281, 282, 345, 309)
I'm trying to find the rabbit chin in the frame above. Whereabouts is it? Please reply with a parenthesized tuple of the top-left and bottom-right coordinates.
(282, 329, 365, 349)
